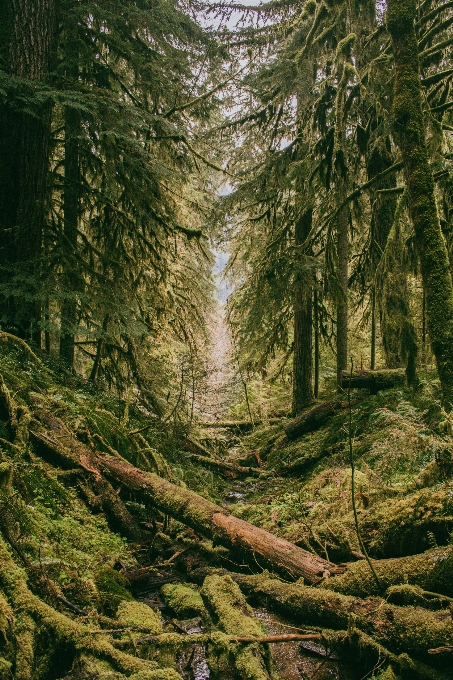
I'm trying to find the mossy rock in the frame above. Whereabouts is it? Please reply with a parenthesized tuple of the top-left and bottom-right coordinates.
(95, 566, 133, 616)
(161, 583, 206, 618)
(116, 600, 163, 634)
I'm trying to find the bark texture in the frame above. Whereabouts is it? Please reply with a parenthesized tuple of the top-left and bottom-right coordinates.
(387, 0, 453, 406)
(0, 0, 58, 340)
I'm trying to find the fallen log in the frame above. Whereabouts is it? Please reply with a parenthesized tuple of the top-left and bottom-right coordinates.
(186, 452, 259, 477)
(340, 369, 406, 393)
(201, 574, 272, 680)
(29, 399, 342, 583)
(200, 419, 282, 431)
(320, 546, 453, 598)
(284, 401, 338, 440)
(229, 573, 453, 663)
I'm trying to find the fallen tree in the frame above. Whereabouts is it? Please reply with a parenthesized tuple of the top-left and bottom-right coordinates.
(27, 394, 342, 584)
(340, 369, 406, 393)
(201, 574, 272, 680)
(284, 401, 338, 440)
(225, 573, 453, 664)
(321, 546, 453, 598)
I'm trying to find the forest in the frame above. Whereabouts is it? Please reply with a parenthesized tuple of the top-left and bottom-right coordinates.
(0, 0, 453, 678)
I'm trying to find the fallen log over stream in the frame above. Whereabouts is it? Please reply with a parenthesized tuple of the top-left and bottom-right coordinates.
(29, 396, 342, 584)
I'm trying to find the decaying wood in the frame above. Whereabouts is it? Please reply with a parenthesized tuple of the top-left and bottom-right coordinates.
(201, 574, 272, 680)
(340, 369, 406, 394)
(29, 397, 342, 583)
(284, 401, 338, 440)
(186, 451, 259, 477)
(321, 546, 453, 598)
(229, 573, 453, 662)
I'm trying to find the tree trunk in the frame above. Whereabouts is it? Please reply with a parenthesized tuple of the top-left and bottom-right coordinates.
(314, 287, 320, 398)
(292, 210, 314, 415)
(29, 399, 343, 584)
(336, 191, 349, 388)
(0, 0, 58, 341)
(366, 137, 398, 369)
(387, 0, 453, 406)
(60, 105, 80, 368)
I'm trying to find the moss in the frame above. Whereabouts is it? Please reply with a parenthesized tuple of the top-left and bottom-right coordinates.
(95, 567, 133, 616)
(116, 601, 163, 634)
(130, 671, 182, 680)
(321, 546, 453, 598)
(160, 583, 207, 618)
(202, 575, 270, 680)
(336, 33, 356, 59)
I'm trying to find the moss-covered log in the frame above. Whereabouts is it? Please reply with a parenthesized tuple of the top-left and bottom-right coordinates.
(284, 401, 338, 440)
(30, 400, 342, 583)
(387, 0, 453, 407)
(230, 573, 453, 664)
(0, 536, 176, 679)
(201, 574, 272, 680)
(340, 369, 406, 393)
(359, 484, 453, 558)
(186, 452, 259, 477)
(320, 546, 453, 598)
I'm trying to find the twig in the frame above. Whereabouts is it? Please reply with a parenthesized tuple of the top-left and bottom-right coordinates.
(135, 632, 323, 645)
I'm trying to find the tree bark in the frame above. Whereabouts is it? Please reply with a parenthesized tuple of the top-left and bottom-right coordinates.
(0, 0, 58, 341)
(29, 399, 343, 584)
(387, 0, 453, 406)
(60, 105, 81, 368)
(292, 210, 314, 415)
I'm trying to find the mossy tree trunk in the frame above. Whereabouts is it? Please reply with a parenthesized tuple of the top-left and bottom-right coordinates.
(387, 0, 453, 406)
(292, 209, 314, 415)
(60, 25, 81, 369)
(0, 0, 58, 343)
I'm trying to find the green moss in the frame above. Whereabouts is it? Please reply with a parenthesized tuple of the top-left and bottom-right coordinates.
(160, 583, 207, 618)
(116, 600, 163, 634)
(95, 567, 132, 616)
(130, 671, 182, 680)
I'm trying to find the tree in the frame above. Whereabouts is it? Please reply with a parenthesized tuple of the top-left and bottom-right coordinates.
(387, 0, 453, 405)
(0, 0, 58, 341)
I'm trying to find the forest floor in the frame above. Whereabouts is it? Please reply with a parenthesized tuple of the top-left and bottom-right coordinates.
(0, 333, 452, 679)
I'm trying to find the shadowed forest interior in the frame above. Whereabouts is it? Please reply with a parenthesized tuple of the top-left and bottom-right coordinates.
(1, 1, 453, 678)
